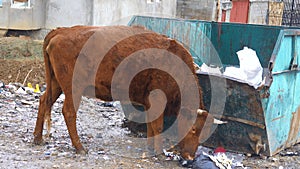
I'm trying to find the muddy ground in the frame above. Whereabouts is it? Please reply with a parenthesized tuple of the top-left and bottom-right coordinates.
(1, 37, 300, 168)
(0, 37, 44, 87)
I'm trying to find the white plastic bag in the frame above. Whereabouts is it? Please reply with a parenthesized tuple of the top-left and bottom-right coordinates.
(199, 63, 222, 75)
(224, 47, 263, 89)
(223, 67, 246, 81)
(237, 47, 263, 88)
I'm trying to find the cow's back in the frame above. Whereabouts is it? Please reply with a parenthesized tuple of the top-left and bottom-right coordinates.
(45, 25, 203, 115)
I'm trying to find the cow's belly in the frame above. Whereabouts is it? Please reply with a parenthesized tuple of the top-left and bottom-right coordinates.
(82, 85, 113, 101)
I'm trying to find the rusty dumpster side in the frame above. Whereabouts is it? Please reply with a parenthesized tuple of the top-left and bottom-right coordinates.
(128, 16, 300, 156)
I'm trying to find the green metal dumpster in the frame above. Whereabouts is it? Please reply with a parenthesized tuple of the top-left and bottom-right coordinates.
(128, 16, 300, 156)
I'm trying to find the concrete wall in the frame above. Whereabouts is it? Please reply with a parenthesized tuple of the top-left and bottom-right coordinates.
(0, 0, 45, 30)
(93, 0, 177, 26)
(248, 0, 269, 24)
(45, 0, 176, 28)
(0, 0, 176, 30)
(45, 0, 93, 29)
(176, 0, 216, 21)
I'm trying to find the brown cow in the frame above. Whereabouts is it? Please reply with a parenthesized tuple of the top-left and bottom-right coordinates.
(33, 25, 213, 160)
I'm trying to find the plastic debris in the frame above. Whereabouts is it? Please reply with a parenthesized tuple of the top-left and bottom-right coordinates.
(100, 102, 114, 107)
(162, 149, 194, 167)
(27, 83, 33, 89)
(224, 47, 263, 89)
(6, 84, 17, 93)
(34, 84, 41, 93)
(203, 152, 232, 169)
(40, 84, 47, 92)
(214, 147, 226, 154)
(20, 100, 34, 105)
(163, 149, 181, 161)
(280, 151, 299, 156)
(0, 81, 5, 88)
(162, 146, 245, 168)
(198, 63, 222, 75)
(15, 87, 25, 94)
(192, 152, 219, 169)
(180, 158, 194, 168)
(192, 146, 245, 169)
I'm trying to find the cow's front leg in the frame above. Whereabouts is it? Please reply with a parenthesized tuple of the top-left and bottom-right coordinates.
(147, 114, 164, 154)
(146, 122, 154, 152)
(62, 93, 86, 154)
(146, 89, 167, 154)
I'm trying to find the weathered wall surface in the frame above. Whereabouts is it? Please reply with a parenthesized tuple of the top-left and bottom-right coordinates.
(45, 0, 93, 29)
(93, 0, 177, 25)
(176, 0, 216, 20)
(248, 0, 269, 24)
(0, 0, 176, 30)
(45, 0, 176, 28)
(0, 0, 45, 30)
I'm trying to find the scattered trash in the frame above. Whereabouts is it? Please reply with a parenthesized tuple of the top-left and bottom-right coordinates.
(198, 63, 222, 75)
(102, 155, 110, 160)
(162, 146, 244, 168)
(192, 152, 219, 169)
(269, 157, 278, 162)
(100, 102, 115, 107)
(214, 147, 226, 154)
(27, 83, 33, 89)
(20, 100, 34, 105)
(5, 84, 17, 93)
(163, 149, 181, 161)
(162, 149, 194, 167)
(16, 87, 27, 95)
(0, 81, 5, 88)
(180, 158, 194, 168)
(33, 84, 41, 93)
(44, 151, 51, 156)
(41, 84, 47, 92)
(192, 146, 244, 169)
(196, 47, 263, 89)
(280, 151, 299, 156)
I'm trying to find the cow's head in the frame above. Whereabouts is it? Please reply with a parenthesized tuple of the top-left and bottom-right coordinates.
(178, 108, 214, 161)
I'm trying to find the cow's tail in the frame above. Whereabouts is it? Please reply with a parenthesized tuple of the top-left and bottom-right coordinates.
(43, 29, 59, 137)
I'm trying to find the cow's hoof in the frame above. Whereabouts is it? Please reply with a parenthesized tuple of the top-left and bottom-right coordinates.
(76, 149, 88, 155)
(33, 136, 44, 145)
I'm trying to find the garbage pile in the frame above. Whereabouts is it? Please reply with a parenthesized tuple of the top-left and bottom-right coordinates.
(163, 146, 245, 169)
(197, 47, 263, 89)
(0, 81, 43, 116)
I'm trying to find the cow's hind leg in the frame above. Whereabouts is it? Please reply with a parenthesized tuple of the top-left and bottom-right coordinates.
(62, 91, 86, 154)
(33, 78, 62, 144)
(45, 79, 62, 137)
